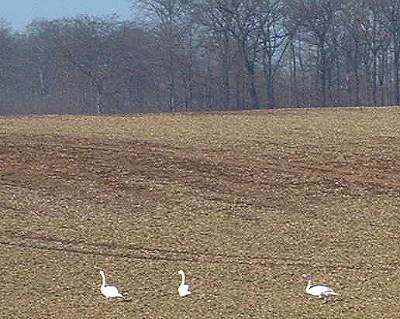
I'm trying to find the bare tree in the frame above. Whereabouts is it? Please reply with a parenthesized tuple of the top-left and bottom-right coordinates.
(358, 1, 390, 105)
(194, 0, 234, 108)
(0, 19, 16, 113)
(376, 0, 400, 105)
(132, 0, 189, 112)
(53, 16, 125, 113)
(223, 0, 263, 108)
(285, 0, 342, 106)
(258, 0, 288, 108)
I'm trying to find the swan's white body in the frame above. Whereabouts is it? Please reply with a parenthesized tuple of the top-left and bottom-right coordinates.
(99, 270, 125, 300)
(178, 270, 191, 297)
(303, 274, 337, 299)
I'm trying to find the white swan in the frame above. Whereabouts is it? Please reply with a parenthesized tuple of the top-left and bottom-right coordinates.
(178, 270, 191, 297)
(99, 270, 125, 300)
(302, 274, 337, 299)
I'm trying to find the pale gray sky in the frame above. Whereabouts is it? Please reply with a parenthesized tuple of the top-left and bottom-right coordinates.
(1, 0, 132, 31)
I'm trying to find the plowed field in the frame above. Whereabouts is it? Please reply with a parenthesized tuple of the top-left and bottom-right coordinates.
(1, 107, 399, 318)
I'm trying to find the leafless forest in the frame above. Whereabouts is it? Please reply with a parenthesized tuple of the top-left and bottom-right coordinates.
(1, 0, 400, 114)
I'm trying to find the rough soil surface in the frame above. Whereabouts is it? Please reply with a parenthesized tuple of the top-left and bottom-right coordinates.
(0, 107, 399, 318)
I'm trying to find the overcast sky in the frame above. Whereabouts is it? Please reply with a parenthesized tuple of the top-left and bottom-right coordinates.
(1, 0, 132, 31)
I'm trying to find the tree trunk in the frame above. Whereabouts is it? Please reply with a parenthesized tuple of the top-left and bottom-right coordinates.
(263, 52, 275, 108)
(394, 41, 400, 105)
(290, 41, 298, 107)
(184, 28, 194, 112)
(236, 37, 259, 109)
(353, 39, 360, 106)
(247, 65, 259, 108)
(319, 39, 327, 106)
(372, 50, 378, 106)
(379, 50, 386, 105)
(168, 49, 176, 112)
(222, 31, 231, 109)
(95, 83, 104, 114)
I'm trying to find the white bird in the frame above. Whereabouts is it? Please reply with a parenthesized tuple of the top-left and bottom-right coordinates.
(178, 270, 191, 297)
(99, 270, 126, 301)
(302, 274, 338, 299)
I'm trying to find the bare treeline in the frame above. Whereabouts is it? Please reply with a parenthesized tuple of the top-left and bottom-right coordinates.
(0, 0, 399, 115)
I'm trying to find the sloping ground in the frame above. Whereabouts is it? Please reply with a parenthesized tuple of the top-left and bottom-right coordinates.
(0, 107, 399, 318)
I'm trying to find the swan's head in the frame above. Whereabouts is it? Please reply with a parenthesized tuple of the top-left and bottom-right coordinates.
(178, 270, 184, 275)
(302, 273, 311, 280)
(99, 270, 105, 276)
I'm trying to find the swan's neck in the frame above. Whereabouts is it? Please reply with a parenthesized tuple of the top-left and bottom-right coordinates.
(180, 272, 186, 286)
(100, 272, 106, 288)
(305, 279, 312, 292)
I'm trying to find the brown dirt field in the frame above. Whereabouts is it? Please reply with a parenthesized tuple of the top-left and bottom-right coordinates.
(0, 107, 400, 318)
